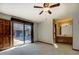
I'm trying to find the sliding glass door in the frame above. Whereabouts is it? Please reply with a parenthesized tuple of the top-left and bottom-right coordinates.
(12, 20, 33, 46)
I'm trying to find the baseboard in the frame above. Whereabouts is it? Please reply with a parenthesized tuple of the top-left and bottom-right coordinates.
(36, 41, 53, 45)
(72, 48, 79, 51)
(0, 47, 10, 51)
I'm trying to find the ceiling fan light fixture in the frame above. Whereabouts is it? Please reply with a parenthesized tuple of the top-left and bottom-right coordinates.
(43, 8, 50, 12)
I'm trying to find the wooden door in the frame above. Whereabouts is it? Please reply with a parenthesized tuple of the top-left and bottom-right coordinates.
(0, 18, 11, 49)
(3, 20, 10, 48)
(0, 20, 3, 48)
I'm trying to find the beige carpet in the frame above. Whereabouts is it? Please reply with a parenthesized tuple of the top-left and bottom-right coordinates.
(0, 42, 79, 55)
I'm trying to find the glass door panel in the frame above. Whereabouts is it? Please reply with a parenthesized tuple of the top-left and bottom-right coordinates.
(13, 22, 24, 46)
(25, 25, 32, 43)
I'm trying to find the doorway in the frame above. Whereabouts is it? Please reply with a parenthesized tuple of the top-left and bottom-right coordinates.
(11, 18, 33, 46)
(53, 18, 73, 45)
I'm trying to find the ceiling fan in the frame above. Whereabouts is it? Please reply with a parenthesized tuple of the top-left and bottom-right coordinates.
(34, 3, 60, 15)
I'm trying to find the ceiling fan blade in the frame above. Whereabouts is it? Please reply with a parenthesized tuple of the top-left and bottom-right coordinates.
(39, 11, 43, 15)
(34, 6, 43, 8)
(48, 10, 52, 14)
(50, 3, 60, 8)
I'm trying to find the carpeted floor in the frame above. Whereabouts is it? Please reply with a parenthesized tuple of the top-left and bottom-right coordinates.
(0, 42, 79, 55)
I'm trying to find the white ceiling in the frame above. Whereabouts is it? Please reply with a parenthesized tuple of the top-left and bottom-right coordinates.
(0, 3, 79, 22)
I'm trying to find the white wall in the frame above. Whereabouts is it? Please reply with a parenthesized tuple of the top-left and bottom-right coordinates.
(72, 13, 79, 49)
(33, 23, 38, 42)
(38, 19, 53, 44)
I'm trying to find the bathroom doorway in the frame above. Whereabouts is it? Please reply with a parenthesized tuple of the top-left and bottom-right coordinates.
(53, 18, 73, 45)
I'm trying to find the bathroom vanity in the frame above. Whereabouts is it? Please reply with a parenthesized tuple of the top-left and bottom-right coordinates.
(56, 35, 72, 44)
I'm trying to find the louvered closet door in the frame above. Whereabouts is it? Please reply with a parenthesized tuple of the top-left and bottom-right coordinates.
(3, 20, 10, 48)
(0, 20, 3, 48)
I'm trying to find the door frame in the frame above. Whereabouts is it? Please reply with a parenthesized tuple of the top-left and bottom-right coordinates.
(53, 19, 73, 45)
(11, 18, 34, 46)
